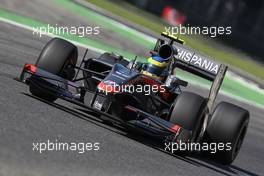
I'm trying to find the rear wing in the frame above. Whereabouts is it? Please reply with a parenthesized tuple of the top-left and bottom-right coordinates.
(173, 43, 221, 81)
(159, 32, 226, 82)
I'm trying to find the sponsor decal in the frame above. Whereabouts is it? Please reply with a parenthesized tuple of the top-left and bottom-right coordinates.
(174, 45, 220, 75)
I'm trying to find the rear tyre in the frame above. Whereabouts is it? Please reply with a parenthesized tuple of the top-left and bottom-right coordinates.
(29, 38, 78, 102)
(203, 102, 249, 165)
(169, 92, 206, 141)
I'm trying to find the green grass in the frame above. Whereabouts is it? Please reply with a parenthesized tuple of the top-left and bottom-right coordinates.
(88, 0, 264, 81)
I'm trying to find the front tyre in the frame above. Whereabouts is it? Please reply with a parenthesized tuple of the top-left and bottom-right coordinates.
(29, 38, 78, 102)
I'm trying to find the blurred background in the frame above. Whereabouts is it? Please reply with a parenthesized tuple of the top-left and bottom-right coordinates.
(1, 0, 263, 82)
(126, 0, 264, 64)
(86, 0, 264, 83)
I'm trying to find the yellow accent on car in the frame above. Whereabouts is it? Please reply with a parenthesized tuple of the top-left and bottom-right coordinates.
(141, 71, 163, 81)
(161, 32, 185, 44)
(147, 57, 168, 67)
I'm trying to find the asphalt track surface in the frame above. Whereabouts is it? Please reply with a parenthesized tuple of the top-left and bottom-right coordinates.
(0, 1, 264, 176)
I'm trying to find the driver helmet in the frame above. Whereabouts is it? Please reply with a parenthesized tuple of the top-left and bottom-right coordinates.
(142, 55, 169, 81)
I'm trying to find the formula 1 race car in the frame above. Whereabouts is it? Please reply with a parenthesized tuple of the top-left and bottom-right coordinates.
(19, 33, 249, 165)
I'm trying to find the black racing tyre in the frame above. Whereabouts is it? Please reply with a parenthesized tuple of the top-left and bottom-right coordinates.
(169, 92, 206, 140)
(29, 79, 59, 102)
(29, 38, 78, 102)
(204, 102, 249, 165)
